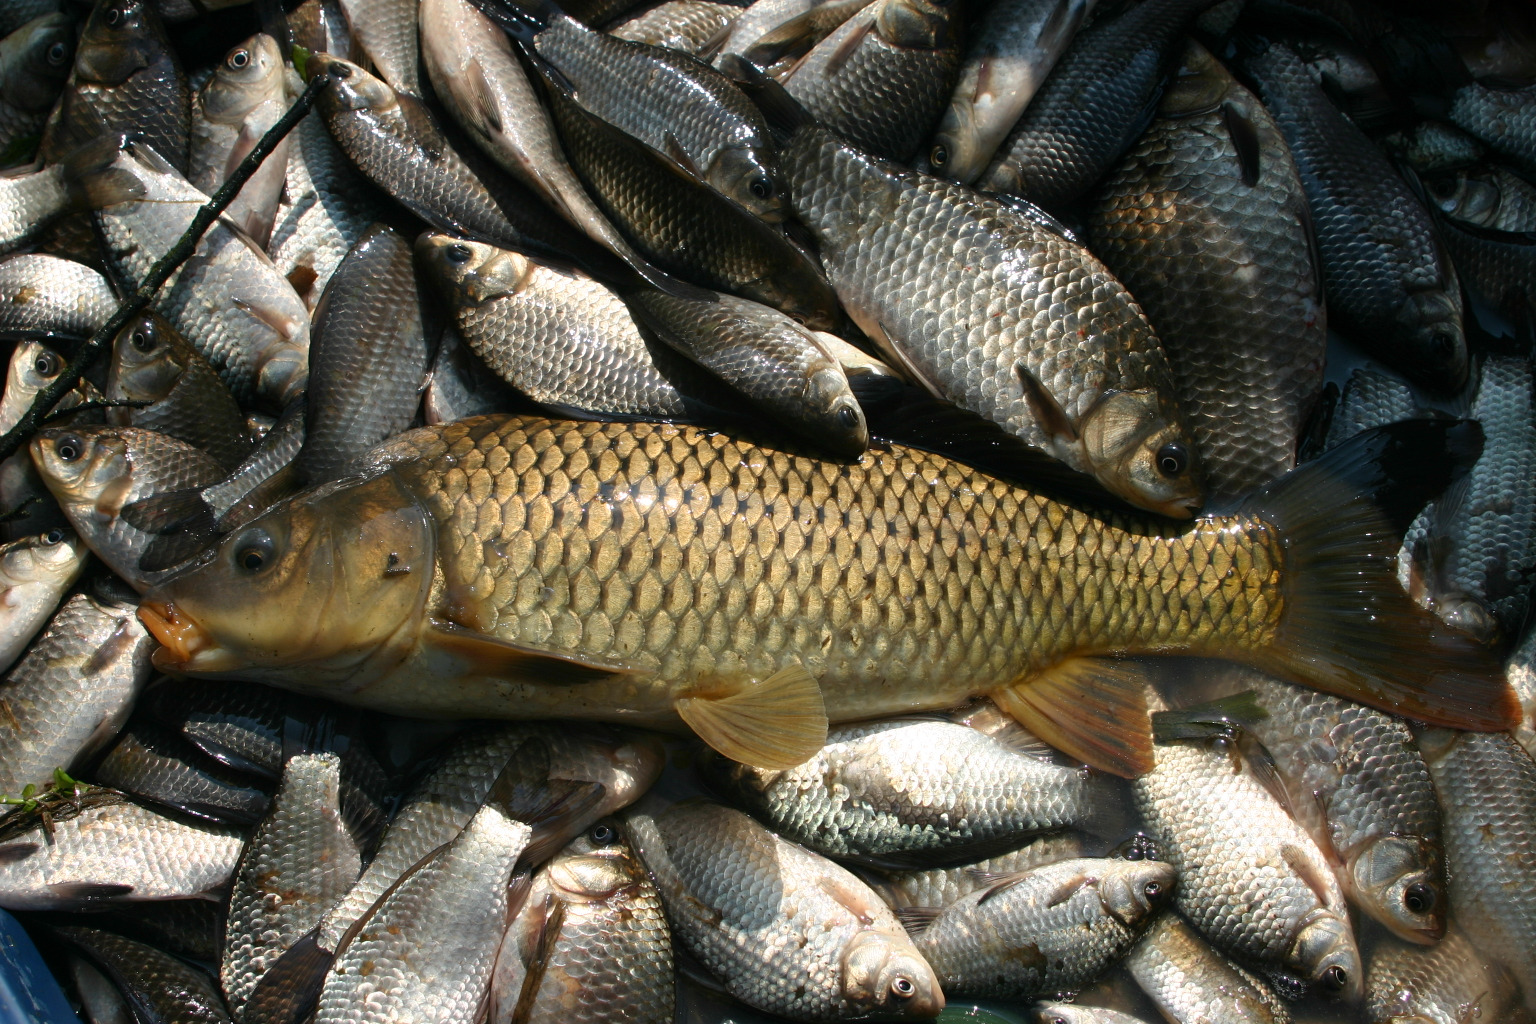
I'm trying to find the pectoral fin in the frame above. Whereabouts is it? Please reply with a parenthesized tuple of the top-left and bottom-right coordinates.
(1015, 363, 1079, 444)
(895, 906, 942, 934)
(426, 620, 638, 685)
(675, 664, 827, 770)
(990, 656, 1153, 778)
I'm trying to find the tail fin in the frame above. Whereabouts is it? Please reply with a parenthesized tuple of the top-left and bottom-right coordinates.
(1240, 419, 1520, 731)
(465, 0, 557, 46)
(717, 54, 818, 141)
(59, 133, 148, 210)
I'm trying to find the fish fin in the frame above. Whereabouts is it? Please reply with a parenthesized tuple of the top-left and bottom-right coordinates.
(696, 20, 732, 61)
(1222, 101, 1261, 187)
(817, 875, 880, 925)
(822, 14, 874, 76)
(661, 131, 705, 181)
(1150, 692, 1269, 742)
(519, 781, 606, 865)
(1238, 420, 1518, 731)
(864, 324, 940, 396)
(1015, 363, 1079, 444)
(509, 893, 564, 1024)
(989, 656, 1154, 778)
(991, 193, 1080, 243)
(1035, 0, 1087, 54)
(675, 663, 828, 770)
(230, 295, 304, 342)
(1044, 872, 1095, 908)
(717, 53, 819, 140)
(1280, 842, 1336, 907)
(467, 0, 554, 47)
(462, 57, 506, 137)
(47, 882, 134, 901)
(59, 133, 146, 209)
(240, 930, 330, 1024)
(426, 620, 638, 685)
(138, 528, 219, 575)
(895, 906, 943, 933)
(976, 870, 1034, 904)
(1238, 733, 1295, 818)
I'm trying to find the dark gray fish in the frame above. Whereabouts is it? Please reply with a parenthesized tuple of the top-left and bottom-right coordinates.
(1425, 165, 1536, 233)
(301, 224, 430, 485)
(0, 14, 74, 167)
(0, 0, 60, 38)
(0, 255, 116, 344)
(423, 326, 520, 425)
(66, 897, 227, 961)
(104, 311, 254, 472)
(39, 0, 190, 174)
(976, 0, 1215, 209)
(1322, 367, 1423, 452)
(1450, 80, 1536, 174)
(88, 722, 272, 825)
(51, 926, 233, 1024)
(1238, 37, 1466, 394)
(1378, 120, 1485, 176)
(1433, 213, 1536, 345)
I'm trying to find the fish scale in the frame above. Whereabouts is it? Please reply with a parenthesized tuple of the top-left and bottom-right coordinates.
(1450, 81, 1536, 173)
(0, 255, 116, 340)
(609, 0, 741, 55)
(1365, 927, 1522, 1024)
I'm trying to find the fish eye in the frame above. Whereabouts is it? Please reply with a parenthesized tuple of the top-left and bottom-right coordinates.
(837, 405, 860, 429)
(890, 976, 915, 999)
(54, 435, 83, 462)
(1429, 177, 1458, 198)
(33, 351, 61, 377)
(588, 823, 616, 845)
(228, 49, 250, 69)
(1156, 443, 1187, 477)
(1428, 329, 1456, 358)
(46, 42, 68, 65)
(329, 62, 353, 80)
(130, 328, 155, 352)
(104, 3, 129, 26)
(233, 529, 275, 573)
(749, 177, 774, 201)
(1144, 880, 1164, 900)
(1403, 882, 1436, 914)
(930, 144, 948, 167)
(43, 528, 64, 545)
(1319, 966, 1348, 994)
(445, 244, 472, 265)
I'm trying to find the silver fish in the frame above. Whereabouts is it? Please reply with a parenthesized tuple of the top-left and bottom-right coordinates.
(871, 833, 1086, 912)
(906, 856, 1176, 1000)
(1450, 81, 1536, 174)
(0, 786, 244, 909)
(1426, 164, 1536, 233)
(221, 752, 361, 1018)
(188, 32, 289, 247)
(0, 528, 87, 674)
(1034, 1002, 1153, 1024)
(628, 800, 944, 1021)
(0, 162, 72, 254)
(0, 255, 116, 342)
(1126, 913, 1292, 1024)
(0, 341, 95, 435)
(610, 1, 740, 55)
(423, 325, 518, 425)
(338, 0, 421, 96)
(1509, 623, 1536, 760)
(1365, 925, 1522, 1024)
(0, 588, 154, 809)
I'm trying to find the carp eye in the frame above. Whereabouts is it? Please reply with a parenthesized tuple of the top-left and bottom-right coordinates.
(329, 62, 353, 80)
(445, 243, 472, 265)
(228, 49, 250, 69)
(33, 351, 61, 377)
(1429, 177, 1458, 198)
(1403, 882, 1436, 914)
(130, 328, 154, 352)
(930, 144, 948, 167)
(837, 405, 860, 429)
(104, 6, 121, 25)
(55, 435, 83, 462)
(43, 528, 64, 544)
(46, 42, 68, 65)
(1319, 966, 1348, 994)
(1428, 329, 1456, 358)
(1156, 443, 1187, 477)
(588, 823, 617, 845)
(233, 529, 275, 573)
(1144, 880, 1164, 900)
(749, 176, 774, 201)
(890, 976, 915, 999)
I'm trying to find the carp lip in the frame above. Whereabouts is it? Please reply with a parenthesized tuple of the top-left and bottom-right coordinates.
(137, 599, 212, 668)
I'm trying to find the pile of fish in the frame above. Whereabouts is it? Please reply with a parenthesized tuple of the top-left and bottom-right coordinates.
(0, 0, 1531, 1019)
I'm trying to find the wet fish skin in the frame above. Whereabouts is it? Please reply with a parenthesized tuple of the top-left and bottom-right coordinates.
(0, 786, 243, 908)
(105, 311, 255, 472)
(923, 0, 1095, 184)
(88, 722, 272, 825)
(0, 14, 74, 166)
(301, 224, 430, 485)
(701, 718, 1099, 867)
(0, 341, 96, 437)
(713, 0, 815, 67)
(629, 800, 944, 1021)
(1425, 164, 1536, 232)
(1034, 1002, 1151, 1024)
(1510, 624, 1536, 760)
(189, 32, 289, 248)
(782, 0, 963, 163)
(338, 0, 421, 96)
(423, 325, 519, 425)
(782, 124, 1202, 517)
(0, 528, 87, 675)
(40, 0, 189, 174)
(0, 163, 73, 255)
(529, 12, 785, 222)
(871, 833, 1085, 911)
(1432, 213, 1536, 351)
(31, 424, 227, 590)
(1229, 669, 1444, 944)
(1450, 81, 1536, 174)
(1417, 727, 1536, 997)
(488, 819, 673, 1024)
(609, 1, 740, 55)
(910, 856, 1175, 1000)
(222, 753, 361, 1019)
(624, 287, 868, 457)
(0, 255, 116, 343)
(1238, 37, 1467, 394)
(52, 926, 233, 1024)
(70, 135, 312, 410)
(0, 589, 154, 809)
(977, 0, 1215, 210)
(1364, 926, 1522, 1024)
(1126, 913, 1292, 1024)
(70, 897, 226, 962)
(1088, 40, 1325, 500)
(314, 804, 531, 1024)
(1378, 120, 1484, 177)
(1322, 368, 1421, 452)
(1132, 695, 1362, 1000)
(289, 0, 361, 60)
(417, 234, 725, 423)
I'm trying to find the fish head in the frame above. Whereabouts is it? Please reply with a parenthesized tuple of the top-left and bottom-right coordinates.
(30, 427, 133, 520)
(75, 0, 163, 85)
(416, 233, 534, 306)
(839, 928, 945, 1018)
(1, 13, 75, 112)
(309, 52, 398, 114)
(0, 527, 86, 588)
(1289, 911, 1363, 1003)
(873, 0, 955, 50)
(1097, 859, 1177, 927)
(202, 33, 284, 122)
(10, 341, 66, 402)
(546, 818, 648, 901)
(1078, 389, 1203, 518)
(1395, 290, 1466, 392)
(1424, 172, 1498, 226)
(707, 145, 786, 223)
(803, 362, 868, 459)
(1159, 40, 1232, 117)
(1348, 834, 1445, 944)
(106, 312, 189, 410)
(137, 472, 435, 681)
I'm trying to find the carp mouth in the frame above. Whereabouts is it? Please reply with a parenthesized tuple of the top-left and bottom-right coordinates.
(138, 599, 227, 671)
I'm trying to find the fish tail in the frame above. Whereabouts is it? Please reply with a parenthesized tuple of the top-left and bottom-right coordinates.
(465, 0, 556, 46)
(1240, 419, 1519, 732)
(58, 133, 146, 210)
(717, 54, 818, 141)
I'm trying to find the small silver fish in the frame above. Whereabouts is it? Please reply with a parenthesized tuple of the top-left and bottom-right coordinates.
(1126, 913, 1292, 1024)
(0, 528, 87, 674)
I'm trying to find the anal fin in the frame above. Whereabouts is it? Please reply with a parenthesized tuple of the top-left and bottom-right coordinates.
(675, 663, 827, 770)
(990, 656, 1153, 778)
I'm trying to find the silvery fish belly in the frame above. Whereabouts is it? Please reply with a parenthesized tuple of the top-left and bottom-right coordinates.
(0, 254, 116, 340)
(1126, 913, 1293, 1024)
(871, 832, 1085, 911)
